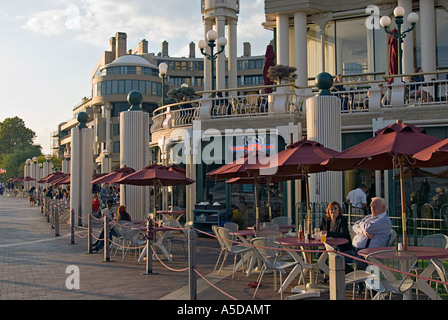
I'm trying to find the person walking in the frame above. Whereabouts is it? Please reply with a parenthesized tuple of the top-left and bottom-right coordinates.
(345, 184, 368, 216)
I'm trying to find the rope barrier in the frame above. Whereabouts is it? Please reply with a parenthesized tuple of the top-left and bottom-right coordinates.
(33, 198, 448, 299)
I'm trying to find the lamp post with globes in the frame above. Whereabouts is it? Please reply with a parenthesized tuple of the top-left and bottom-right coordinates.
(380, 6, 419, 76)
(159, 62, 168, 106)
(198, 29, 227, 98)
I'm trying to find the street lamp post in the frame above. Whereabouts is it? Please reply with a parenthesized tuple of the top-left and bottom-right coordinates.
(159, 62, 168, 106)
(380, 6, 419, 76)
(198, 29, 227, 98)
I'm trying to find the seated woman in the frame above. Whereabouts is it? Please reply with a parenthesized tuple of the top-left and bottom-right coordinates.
(92, 205, 131, 252)
(319, 201, 353, 281)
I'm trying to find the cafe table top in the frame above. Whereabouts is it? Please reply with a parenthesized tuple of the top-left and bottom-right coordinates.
(230, 228, 289, 237)
(275, 236, 348, 247)
(358, 246, 448, 260)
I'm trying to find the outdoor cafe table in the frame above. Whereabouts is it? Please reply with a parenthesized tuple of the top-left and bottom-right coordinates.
(274, 237, 349, 300)
(358, 246, 448, 300)
(229, 228, 291, 277)
(135, 225, 174, 262)
(158, 210, 186, 222)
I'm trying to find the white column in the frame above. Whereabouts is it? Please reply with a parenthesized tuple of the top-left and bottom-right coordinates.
(120, 98, 150, 221)
(70, 120, 94, 227)
(419, 0, 437, 80)
(294, 11, 309, 91)
(276, 14, 289, 66)
(216, 16, 226, 92)
(228, 19, 238, 95)
(306, 94, 342, 203)
(399, 0, 415, 75)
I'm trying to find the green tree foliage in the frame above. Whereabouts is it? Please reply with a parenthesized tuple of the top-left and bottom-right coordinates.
(0, 117, 36, 155)
(0, 117, 42, 182)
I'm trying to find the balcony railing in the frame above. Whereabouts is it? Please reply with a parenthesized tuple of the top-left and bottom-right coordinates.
(150, 72, 448, 133)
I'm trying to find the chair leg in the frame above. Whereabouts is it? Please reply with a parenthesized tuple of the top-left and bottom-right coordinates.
(253, 268, 265, 299)
(218, 252, 229, 275)
(213, 250, 224, 273)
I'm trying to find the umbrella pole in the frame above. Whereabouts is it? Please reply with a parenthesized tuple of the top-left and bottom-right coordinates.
(305, 168, 312, 238)
(267, 177, 272, 222)
(254, 175, 260, 230)
(398, 157, 408, 251)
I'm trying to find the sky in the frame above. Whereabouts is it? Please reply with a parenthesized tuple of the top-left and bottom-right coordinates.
(0, 0, 273, 155)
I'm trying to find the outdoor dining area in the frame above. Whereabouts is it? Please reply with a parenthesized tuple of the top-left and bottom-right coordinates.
(11, 118, 448, 300)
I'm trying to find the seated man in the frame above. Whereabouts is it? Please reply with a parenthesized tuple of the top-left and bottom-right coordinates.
(352, 197, 391, 254)
(348, 197, 391, 294)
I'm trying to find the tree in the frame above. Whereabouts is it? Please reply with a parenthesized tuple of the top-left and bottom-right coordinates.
(0, 117, 36, 156)
(0, 145, 42, 181)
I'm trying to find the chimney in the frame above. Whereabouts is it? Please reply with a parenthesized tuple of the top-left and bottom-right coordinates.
(189, 42, 195, 58)
(243, 42, 251, 57)
(139, 39, 148, 54)
(162, 40, 169, 57)
(110, 37, 116, 57)
(116, 32, 127, 58)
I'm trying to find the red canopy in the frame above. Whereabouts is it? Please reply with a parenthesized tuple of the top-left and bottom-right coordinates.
(38, 172, 66, 184)
(52, 174, 70, 185)
(322, 120, 441, 250)
(91, 166, 135, 184)
(322, 120, 442, 171)
(412, 137, 448, 167)
(22, 176, 36, 182)
(116, 164, 195, 186)
(262, 44, 276, 93)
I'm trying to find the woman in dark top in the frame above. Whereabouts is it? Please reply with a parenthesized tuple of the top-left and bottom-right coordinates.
(319, 201, 352, 252)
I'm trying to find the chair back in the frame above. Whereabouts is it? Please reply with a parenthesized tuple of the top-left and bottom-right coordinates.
(366, 250, 418, 293)
(224, 222, 239, 232)
(250, 237, 282, 269)
(387, 229, 398, 247)
(272, 216, 292, 226)
(430, 258, 448, 293)
(422, 234, 448, 248)
(212, 225, 227, 251)
(216, 227, 237, 252)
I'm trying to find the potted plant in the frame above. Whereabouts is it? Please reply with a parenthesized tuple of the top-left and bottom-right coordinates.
(267, 65, 297, 84)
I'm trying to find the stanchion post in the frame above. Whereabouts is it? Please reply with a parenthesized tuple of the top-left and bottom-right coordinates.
(70, 208, 75, 244)
(188, 226, 198, 300)
(103, 214, 110, 262)
(144, 216, 155, 274)
(54, 204, 59, 237)
(86, 212, 92, 253)
(329, 251, 346, 300)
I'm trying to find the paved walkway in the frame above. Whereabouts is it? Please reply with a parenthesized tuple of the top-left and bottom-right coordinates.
(0, 195, 297, 301)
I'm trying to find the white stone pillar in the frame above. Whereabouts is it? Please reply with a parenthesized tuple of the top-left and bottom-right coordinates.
(70, 112, 93, 227)
(399, 0, 415, 75)
(216, 15, 226, 92)
(103, 103, 112, 153)
(294, 11, 308, 89)
(228, 19, 238, 95)
(306, 75, 342, 203)
(419, 0, 437, 80)
(276, 14, 289, 66)
(119, 91, 150, 221)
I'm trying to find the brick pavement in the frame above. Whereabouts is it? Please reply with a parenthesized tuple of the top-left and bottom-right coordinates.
(0, 195, 300, 302)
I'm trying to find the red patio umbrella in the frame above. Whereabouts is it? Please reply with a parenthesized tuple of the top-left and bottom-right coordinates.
(322, 119, 442, 250)
(262, 44, 276, 93)
(412, 137, 448, 167)
(116, 163, 195, 217)
(91, 166, 136, 206)
(387, 29, 398, 85)
(52, 174, 70, 185)
(207, 150, 270, 229)
(247, 137, 339, 236)
(22, 176, 36, 182)
(38, 171, 65, 184)
(225, 173, 304, 222)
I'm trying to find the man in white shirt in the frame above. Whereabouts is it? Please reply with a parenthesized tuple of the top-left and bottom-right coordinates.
(352, 197, 391, 250)
(345, 184, 367, 216)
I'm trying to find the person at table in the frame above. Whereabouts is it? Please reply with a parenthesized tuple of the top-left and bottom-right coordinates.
(92, 205, 132, 252)
(319, 201, 352, 252)
(101, 199, 115, 220)
(319, 201, 353, 282)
